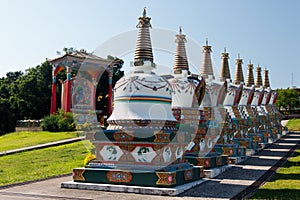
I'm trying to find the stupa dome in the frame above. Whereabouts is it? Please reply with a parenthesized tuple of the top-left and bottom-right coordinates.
(170, 72, 198, 108)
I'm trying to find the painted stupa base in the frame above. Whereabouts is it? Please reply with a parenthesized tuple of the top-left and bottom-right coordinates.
(62, 177, 206, 196)
(78, 129, 205, 188)
(233, 138, 251, 149)
(248, 133, 264, 150)
(185, 152, 228, 169)
(172, 108, 201, 128)
(71, 163, 204, 188)
(255, 127, 276, 149)
(233, 137, 261, 156)
(266, 129, 281, 143)
(256, 129, 276, 144)
(203, 164, 232, 178)
(213, 143, 246, 164)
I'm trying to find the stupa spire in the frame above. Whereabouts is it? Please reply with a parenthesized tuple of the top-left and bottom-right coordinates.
(255, 65, 263, 87)
(245, 60, 255, 87)
(134, 7, 153, 66)
(233, 54, 244, 84)
(173, 26, 189, 73)
(200, 38, 214, 79)
(263, 68, 270, 88)
(219, 47, 231, 82)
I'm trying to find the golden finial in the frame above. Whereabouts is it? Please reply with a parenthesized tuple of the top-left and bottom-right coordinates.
(143, 7, 147, 17)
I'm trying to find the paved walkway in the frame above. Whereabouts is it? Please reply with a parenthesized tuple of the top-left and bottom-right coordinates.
(0, 132, 299, 200)
(0, 137, 84, 157)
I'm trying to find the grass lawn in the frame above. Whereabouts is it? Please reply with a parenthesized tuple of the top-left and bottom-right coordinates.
(286, 118, 300, 131)
(0, 131, 79, 152)
(0, 140, 93, 186)
(250, 149, 300, 199)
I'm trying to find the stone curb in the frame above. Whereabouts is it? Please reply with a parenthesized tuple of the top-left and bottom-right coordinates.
(0, 136, 85, 157)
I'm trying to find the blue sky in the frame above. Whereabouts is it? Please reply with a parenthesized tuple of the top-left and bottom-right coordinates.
(0, 0, 299, 89)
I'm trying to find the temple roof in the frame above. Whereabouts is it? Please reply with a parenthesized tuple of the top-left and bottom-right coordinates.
(255, 66, 263, 87)
(200, 39, 214, 79)
(219, 48, 231, 82)
(47, 49, 110, 70)
(245, 61, 255, 87)
(133, 7, 154, 66)
(233, 54, 244, 85)
(173, 27, 189, 73)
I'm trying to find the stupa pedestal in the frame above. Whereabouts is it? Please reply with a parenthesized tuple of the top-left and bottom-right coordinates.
(219, 83, 248, 163)
(71, 128, 204, 188)
(180, 107, 229, 169)
(171, 81, 229, 174)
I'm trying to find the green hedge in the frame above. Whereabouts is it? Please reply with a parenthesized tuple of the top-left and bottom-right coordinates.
(41, 110, 75, 132)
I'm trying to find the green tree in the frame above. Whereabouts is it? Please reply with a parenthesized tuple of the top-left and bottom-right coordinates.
(276, 88, 300, 114)
(14, 61, 52, 119)
(0, 98, 16, 135)
(0, 61, 52, 122)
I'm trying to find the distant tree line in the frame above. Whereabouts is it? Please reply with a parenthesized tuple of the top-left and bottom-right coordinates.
(0, 61, 52, 135)
(276, 88, 300, 115)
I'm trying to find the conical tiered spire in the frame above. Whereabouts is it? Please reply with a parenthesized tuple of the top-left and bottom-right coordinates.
(234, 54, 244, 85)
(219, 48, 231, 82)
(245, 61, 255, 87)
(200, 39, 214, 79)
(263, 69, 270, 88)
(255, 66, 263, 87)
(134, 7, 153, 66)
(173, 27, 189, 73)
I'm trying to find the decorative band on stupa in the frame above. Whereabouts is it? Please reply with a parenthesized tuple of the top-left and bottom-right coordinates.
(263, 69, 270, 88)
(245, 61, 255, 87)
(134, 7, 154, 66)
(255, 66, 263, 87)
(200, 39, 214, 79)
(219, 47, 231, 82)
(233, 54, 244, 85)
(173, 26, 189, 73)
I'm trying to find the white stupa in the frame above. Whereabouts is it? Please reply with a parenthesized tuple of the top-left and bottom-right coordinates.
(169, 27, 201, 109)
(107, 8, 177, 131)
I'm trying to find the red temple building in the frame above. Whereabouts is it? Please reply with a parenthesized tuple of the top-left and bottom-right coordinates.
(48, 49, 114, 118)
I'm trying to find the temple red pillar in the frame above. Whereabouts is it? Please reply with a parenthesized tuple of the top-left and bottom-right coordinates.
(50, 75, 57, 114)
(65, 66, 72, 112)
(108, 71, 113, 117)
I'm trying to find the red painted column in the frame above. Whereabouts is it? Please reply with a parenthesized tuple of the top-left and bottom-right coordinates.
(50, 75, 57, 114)
(108, 71, 113, 117)
(65, 66, 72, 112)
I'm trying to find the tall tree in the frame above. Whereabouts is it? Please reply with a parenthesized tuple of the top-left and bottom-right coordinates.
(0, 98, 15, 135)
(276, 88, 300, 114)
